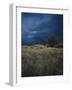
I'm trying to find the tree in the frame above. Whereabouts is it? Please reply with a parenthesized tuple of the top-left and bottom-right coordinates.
(48, 36, 58, 47)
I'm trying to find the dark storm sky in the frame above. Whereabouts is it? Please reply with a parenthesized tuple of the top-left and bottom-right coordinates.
(21, 12, 63, 45)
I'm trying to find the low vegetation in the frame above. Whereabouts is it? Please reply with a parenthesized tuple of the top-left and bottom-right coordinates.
(22, 44, 63, 77)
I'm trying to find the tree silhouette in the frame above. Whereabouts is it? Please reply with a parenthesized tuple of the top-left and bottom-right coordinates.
(48, 36, 58, 47)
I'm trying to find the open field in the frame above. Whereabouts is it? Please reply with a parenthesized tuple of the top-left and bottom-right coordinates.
(21, 45, 63, 77)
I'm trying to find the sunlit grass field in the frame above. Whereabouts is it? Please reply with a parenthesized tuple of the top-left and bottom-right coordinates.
(21, 44, 63, 77)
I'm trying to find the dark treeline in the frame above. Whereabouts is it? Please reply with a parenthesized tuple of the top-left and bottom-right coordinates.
(22, 35, 63, 48)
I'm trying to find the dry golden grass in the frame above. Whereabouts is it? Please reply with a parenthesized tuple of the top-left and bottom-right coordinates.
(22, 44, 63, 77)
